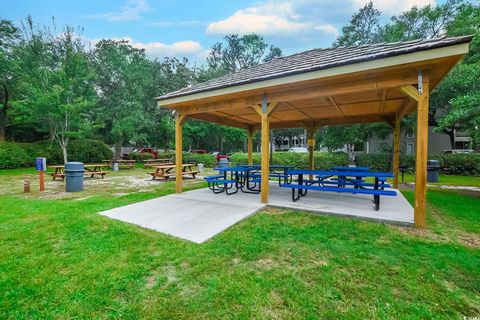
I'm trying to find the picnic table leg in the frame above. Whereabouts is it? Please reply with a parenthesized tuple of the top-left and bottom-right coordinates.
(374, 177, 380, 211)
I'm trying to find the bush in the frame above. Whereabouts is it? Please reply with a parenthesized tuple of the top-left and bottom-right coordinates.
(183, 153, 217, 167)
(229, 151, 349, 169)
(0, 140, 113, 169)
(355, 153, 480, 176)
(156, 151, 175, 160)
(432, 153, 480, 176)
(0, 142, 31, 169)
(126, 152, 154, 162)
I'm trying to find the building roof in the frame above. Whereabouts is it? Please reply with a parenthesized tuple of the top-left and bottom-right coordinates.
(156, 35, 473, 102)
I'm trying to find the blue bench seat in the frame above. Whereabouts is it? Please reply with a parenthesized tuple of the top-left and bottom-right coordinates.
(282, 184, 396, 196)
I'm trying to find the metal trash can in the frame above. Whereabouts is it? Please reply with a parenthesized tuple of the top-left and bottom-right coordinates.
(198, 163, 204, 172)
(218, 158, 229, 168)
(427, 160, 440, 182)
(112, 161, 119, 172)
(65, 162, 84, 192)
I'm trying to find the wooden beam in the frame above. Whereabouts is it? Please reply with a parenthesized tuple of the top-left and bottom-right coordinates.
(398, 99, 417, 118)
(269, 114, 394, 129)
(328, 96, 345, 116)
(399, 85, 420, 101)
(414, 75, 429, 227)
(247, 127, 254, 165)
(381, 89, 388, 111)
(175, 113, 184, 193)
(392, 113, 401, 189)
(172, 73, 419, 115)
(188, 113, 250, 129)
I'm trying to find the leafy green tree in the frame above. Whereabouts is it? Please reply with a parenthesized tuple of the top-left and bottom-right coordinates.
(91, 39, 154, 158)
(0, 19, 19, 141)
(14, 18, 97, 163)
(334, 1, 381, 47)
(435, 3, 480, 146)
(204, 33, 282, 74)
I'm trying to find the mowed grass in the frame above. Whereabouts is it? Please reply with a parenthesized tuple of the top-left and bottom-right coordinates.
(0, 175, 479, 318)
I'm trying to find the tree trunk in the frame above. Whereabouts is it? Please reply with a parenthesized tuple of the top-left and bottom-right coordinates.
(0, 118, 5, 141)
(62, 146, 68, 164)
(114, 140, 123, 160)
(445, 129, 455, 149)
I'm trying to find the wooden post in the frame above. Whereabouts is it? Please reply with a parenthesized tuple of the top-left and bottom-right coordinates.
(175, 113, 186, 193)
(252, 98, 278, 204)
(392, 114, 401, 189)
(260, 111, 270, 204)
(39, 171, 45, 192)
(306, 126, 318, 180)
(414, 75, 429, 227)
(247, 128, 254, 165)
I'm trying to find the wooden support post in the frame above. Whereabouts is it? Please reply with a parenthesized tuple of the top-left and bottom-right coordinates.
(414, 76, 429, 228)
(261, 112, 270, 203)
(247, 127, 254, 165)
(252, 97, 278, 204)
(175, 113, 187, 193)
(307, 126, 317, 180)
(392, 114, 401, 189)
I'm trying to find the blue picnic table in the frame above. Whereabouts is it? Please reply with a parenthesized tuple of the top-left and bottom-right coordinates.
(205, 165, 295, 195)
(282, 169, 396, 210)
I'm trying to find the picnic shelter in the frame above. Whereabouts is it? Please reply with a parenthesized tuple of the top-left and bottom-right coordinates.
(155, 36, 472, 227)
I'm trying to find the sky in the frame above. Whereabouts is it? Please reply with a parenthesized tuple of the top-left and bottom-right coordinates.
(4, 0, 444, 65)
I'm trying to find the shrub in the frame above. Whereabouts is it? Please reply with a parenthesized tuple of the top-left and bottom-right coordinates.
(432, 153, 480, 176)
(156, 151, 175, 159)
(355, 153, 392, 172)
(229, 151, 349, 169)
(183, 153, 217, 167)
(355, 153, 480, 176)
(0, 140, 113, 169)
(0, 142, 31, 169)
(126, 152, 154, 162)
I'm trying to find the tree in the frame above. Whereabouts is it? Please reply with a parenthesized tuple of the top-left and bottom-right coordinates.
(334, 1, 381, 47)
(435, 3, 480, 147)
(92, 39, 154, 158)
(14, 18, 97, 163)
(205, 33, 282, 74)
(0, 19, 19, 141)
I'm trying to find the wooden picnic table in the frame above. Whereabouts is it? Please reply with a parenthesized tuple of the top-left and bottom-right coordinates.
(48, 165, 66, 181)
(84, 164, 110, 178)
(103, 159, 136, 170)
(143, 158, 173, 168)
(48, 163, 110, 181)
(148, 164, 199, 181)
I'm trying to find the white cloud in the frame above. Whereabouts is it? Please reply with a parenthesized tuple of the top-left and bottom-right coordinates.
(205, 1, 338, 37)
(90, 36, 205, 59)
(148, 20, 209, 27)
(87, 0, 150, 22)
(353, 0, 436, 15)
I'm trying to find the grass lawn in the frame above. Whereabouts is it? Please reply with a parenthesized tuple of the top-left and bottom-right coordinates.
(390, 173, 480, 188)
(0, 168, 479, 319)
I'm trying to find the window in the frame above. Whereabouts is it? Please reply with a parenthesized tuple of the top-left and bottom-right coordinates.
(406, 142, 414, 155)
(406, 130, 414, 138)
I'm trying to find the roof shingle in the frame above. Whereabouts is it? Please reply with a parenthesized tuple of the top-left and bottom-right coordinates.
(156, 36, 472, 101)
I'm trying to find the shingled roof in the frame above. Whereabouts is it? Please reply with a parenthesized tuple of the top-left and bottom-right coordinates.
(156, 35, 472, 102)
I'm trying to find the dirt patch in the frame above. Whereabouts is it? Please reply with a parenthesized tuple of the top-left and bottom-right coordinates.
(263, 207, 287, 215)
(457, 233, 480, 248)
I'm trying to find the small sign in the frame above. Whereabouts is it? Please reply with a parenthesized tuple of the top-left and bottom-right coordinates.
(35, 157, 46, 171)
(307, 139, 316, 147)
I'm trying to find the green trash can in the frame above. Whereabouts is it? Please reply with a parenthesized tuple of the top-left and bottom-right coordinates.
(65, 162, 84, 192)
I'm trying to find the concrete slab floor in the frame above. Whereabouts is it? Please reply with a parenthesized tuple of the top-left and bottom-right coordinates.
(99, 183, 413, 244)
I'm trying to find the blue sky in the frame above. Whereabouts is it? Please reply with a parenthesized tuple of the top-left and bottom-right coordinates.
(4, 0, 445, 65)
